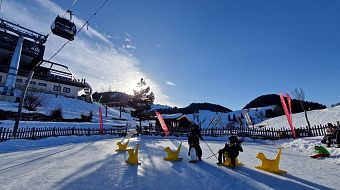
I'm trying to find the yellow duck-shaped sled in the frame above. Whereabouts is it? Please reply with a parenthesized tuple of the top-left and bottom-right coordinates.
(126, 144, 140, 165)
(164, 142, 183, 161)
(221, 151, 243, 167)
(116, 139, 130, 151)
(255, 147, 287, 175)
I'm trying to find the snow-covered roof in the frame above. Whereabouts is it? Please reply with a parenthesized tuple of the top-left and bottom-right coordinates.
(161, 113, 184, 120)
(160, 113, 192, 122)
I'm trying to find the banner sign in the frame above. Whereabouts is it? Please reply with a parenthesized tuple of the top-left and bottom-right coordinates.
(280, 92, 296, 138)
(155, 112, 170, 136)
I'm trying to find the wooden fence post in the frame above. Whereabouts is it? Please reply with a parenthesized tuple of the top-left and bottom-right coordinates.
(31, 127, 35, 140)
(0, 127, 3, 142)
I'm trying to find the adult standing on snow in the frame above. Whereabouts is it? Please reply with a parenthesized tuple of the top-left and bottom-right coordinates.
(188, 124, 204, 161)
(321, 123, 337, 147)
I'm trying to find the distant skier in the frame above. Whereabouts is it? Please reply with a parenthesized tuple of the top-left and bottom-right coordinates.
(336, 129, 340, 148)
(217, 136, 243, 168)
(188, 124, 203, 161)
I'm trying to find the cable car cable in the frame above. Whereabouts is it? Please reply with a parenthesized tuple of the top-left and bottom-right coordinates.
(47, 0, 78, 38)
(48, 0, 111, 61)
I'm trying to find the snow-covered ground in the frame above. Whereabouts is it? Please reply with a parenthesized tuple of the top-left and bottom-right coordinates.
(0, 94, 135, 122)
(2, 94, 339, 131)
(0, 95, 140, 129)
(258, 105, 340, 129)
(186, 106, 274, 129)
(0, 135, 338, 190)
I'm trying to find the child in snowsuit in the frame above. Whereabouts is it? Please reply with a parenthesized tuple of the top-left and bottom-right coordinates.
(310, 146, 330, 158)
(217, 136, 243, 168)
(188, 124, 204, 160)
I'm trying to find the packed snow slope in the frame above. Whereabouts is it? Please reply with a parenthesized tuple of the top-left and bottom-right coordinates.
(257, 105, 340, 129)
(0, 135, 338, 190)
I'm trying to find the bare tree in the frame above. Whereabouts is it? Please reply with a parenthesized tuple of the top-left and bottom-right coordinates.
(237, 116, 243, 128)
(24, 89, 48, 111)
(254, 110, 266, 122)
(291, 87, 311, 128)
(192, 112, 206, 129)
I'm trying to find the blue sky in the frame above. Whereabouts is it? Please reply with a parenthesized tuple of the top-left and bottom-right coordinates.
(2, 0, 339, 110)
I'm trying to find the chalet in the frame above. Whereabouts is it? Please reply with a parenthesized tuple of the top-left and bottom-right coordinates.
(155, 113, 193, 131)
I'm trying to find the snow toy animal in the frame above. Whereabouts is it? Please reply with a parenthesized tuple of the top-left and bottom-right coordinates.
(116, 139, 129, 151)
(310, 146, 330, 159)
(189, 147, 199, 163)
(219, 151, 243, 168)
(255, 147, 286, 175)
(164, 142, 183, 161)
(126, 144, 140, 165)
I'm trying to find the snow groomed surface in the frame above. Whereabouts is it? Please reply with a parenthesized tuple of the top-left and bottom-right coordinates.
(0, 135, 338, 190)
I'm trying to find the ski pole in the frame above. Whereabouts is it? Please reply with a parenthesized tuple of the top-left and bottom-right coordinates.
(203, 139, 218, 160)
(206, 152, 218, 160)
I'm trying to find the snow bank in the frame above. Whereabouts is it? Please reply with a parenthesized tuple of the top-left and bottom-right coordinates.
(282, 137, 340, 165)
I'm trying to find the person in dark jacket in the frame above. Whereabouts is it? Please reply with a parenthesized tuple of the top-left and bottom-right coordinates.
(321, 123, 337, 147)
(188, 124, 204, 160)
(336, 131, 340, 148)
(217, 136, 243, 168)
(217, 142, 230, 164)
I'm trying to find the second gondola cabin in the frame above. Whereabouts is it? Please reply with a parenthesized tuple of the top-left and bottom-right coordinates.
(51, 16, 77, 41)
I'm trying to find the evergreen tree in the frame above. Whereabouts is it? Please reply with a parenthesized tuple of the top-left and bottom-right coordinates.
(232, 114, 237, 122)
(228, 114, 231, 121)
(129, 78, 155, 128)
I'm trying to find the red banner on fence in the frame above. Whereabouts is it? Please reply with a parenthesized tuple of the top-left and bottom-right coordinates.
(155, 112, 170, 136)
(280, 92, 296, 138)
(99, 106, 103, 134)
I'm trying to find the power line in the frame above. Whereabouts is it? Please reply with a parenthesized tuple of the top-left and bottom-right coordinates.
(48, 0, 111, 61)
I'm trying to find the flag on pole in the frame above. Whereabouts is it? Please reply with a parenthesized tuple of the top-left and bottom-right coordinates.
(286, 93, 292, 115)
(280, 92, 296, 138)
(155, 112, 170, 136)
(99, 106, 103, 134)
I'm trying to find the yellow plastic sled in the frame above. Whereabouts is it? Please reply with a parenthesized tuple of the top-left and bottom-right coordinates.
(126, 144, 141, 165)
(116, 139, 130, 151)
(220, 151, 243, 167)
(255, 147, 287, 175)
(164, 142, 183, 161)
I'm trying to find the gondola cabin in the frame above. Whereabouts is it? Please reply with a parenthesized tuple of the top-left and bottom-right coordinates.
(51, 16, 77, 41)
